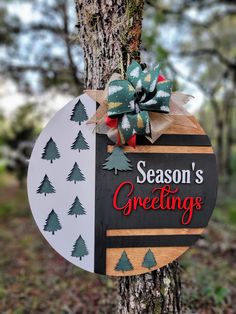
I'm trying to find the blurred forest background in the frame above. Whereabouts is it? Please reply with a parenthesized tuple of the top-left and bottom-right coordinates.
(0, 0, 236, 313)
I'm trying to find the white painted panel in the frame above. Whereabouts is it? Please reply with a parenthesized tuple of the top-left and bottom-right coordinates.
(27, 94, 96, 273)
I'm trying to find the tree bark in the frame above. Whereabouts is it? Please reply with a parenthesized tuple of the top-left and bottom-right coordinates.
(211, 98, 225, 176)
(74, 1, 182, 313)
(117, 262, 181, 314)
(216, 115, 224, 175)
(75, 0, 143, 89)
(224, 73, 236, 178)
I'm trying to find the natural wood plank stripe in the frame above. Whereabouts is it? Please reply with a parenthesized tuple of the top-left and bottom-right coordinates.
(164, 116, 205, 135)
(106, 247, 189, 276)
(106, 228, 204, 237)
(107, 145, 213, 154)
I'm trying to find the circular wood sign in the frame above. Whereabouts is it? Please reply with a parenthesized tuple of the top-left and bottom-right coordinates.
(27, 93, 218, 276)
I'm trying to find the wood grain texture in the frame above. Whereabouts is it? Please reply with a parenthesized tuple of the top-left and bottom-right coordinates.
(107, 228, 204, 236)
(165, 116, 205, 134)
(106, 247, 189, 276)
(107, 145, 213, 154)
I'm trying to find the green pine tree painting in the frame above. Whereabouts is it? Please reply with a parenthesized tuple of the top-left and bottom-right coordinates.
(44, 209, 62, 235)
(68, 196, 86, 217)
(70, 99, 88, 125)
(42, 137, 60, 163)
(71, 131, 89, 152)
(71, 235, 89, 260)
(103, 147, 132, 175)
(37, 175, 55, 196)
(67, 162, 85, 184)
(114, 251, 133, 273)
(142, 249, 157, 270)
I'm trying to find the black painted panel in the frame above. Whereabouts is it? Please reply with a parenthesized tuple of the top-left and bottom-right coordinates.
(106, 234, 200, 248)
(94, 134, 218, 274)
(136, 134, 211, 146)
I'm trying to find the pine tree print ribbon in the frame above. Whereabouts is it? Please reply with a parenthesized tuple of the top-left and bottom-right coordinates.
(86, 61, 198, 146)
(106, 61, 173, 145)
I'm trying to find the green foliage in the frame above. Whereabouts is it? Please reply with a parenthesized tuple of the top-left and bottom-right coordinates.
(196, 269, 229, 307)
(203, 285, 229, 307)
(231, 147, 236, 174)
(0, 1, 83, 94)
(67, 162, 85, 184)
(0, 202, 16, 218)
(126, 0, 140, 17)
(0, 178, 29, 218)
(71, 131, 89, 152)
(6, 103, 42, 146)
(2, 103, 43, 184)
(68, 196, 86, 217)
(0, 7, 20, 46)
(215, 199, 236, 227)
(71, 235, 89, 260)
(44, 210, 62, 235)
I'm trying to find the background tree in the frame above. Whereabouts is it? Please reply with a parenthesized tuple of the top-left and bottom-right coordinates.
(75, 1, 181, 312)
(44, 209, 62, 235)
(2, 103, 43, 185)
(144, 0, 236, 179)
(0, 0, 83, 95)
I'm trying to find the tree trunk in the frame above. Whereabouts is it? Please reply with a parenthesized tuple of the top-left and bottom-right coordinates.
(216, 116, 224, 175)
(117, 262, 181, 314)
(75, 0, 143, 89)
(74, 0, 182, 313)
(225, 104, 233, 178)
(211, 99, 225, 176)
(224, 74, 236, 178)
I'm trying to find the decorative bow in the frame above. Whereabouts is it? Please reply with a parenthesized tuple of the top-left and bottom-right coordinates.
(85, 60, 197, 148)
(106, 61, 173, 146)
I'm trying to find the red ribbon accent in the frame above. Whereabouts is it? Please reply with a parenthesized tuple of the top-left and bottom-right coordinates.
(127, 134, 136, 148)
(105, 116, 118, 128)
(117, 132, 121, 146)
(158, 74, 166, 82)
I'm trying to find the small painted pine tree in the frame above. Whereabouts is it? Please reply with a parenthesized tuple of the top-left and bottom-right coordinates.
(103, 146, 132, 175)
(115, 251, 133, 273)
(70, 99, 88, 125)
(71, 131, 89, 152)
(67, 162, 85, 184)
(68, 196, 86, 217)
(44, 209, 62, 235)
(42, 137, 60, 163)
(142, 249, 157, 270)
(71, 235, 89, 260)
(37, 175, 55, 196)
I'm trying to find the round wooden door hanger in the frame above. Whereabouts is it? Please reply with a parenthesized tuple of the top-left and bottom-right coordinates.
(28, 92, 217, 276)
(28, 55, 217, 276)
